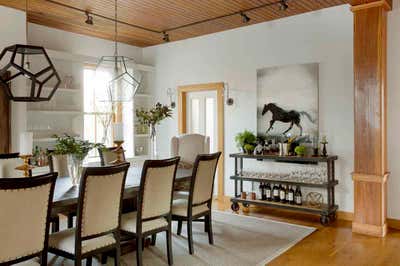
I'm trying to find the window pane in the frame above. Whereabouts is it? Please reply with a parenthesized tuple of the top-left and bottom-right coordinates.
(191, 98, 200, 133)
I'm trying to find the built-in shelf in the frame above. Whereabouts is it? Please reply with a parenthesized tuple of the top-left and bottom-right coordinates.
(134, 93, 153, 98)
(135, 134, 150, 138)
(28, 110, 83, 115)
(42, 87, 80, 94)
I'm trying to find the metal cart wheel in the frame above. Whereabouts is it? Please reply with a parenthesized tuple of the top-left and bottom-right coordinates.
(320, 215, 330, 225)
(329, 212, 337, 221)
(231, 202, 240, 212)
(242, 203, 250, 208)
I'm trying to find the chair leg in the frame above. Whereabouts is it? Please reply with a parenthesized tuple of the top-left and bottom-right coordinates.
(166, 229, 173, 265)
(136, 236, 143, 266)
(115, 246, 121, 266)
(177, 220, 182, 236)
(187, 218, 194, 254)
(68, 213, 74, 228)
(75, 259, 81, 266)
(86, 257, 92, 266)
(207, 213, 214, 245)
(40, 251, 47, 265)
(101, 254, 108, 264)
(151, 233, 157, 246)
(204, 215, 209, 233)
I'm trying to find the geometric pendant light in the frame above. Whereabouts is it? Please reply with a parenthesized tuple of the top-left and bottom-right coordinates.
(0, 0, 60, 102)
(95, 0, 142, 102)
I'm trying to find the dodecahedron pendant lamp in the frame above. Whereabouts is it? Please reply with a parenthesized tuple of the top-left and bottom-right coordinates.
(95, 0, 142, 102)
(0, 44, 61, 102)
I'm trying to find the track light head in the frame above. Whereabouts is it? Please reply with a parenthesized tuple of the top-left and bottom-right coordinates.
(279, 0, 288, 11)
(85, 11, 93, 25)
(163, 31, 170, 42)
(240, 12, 250, 23)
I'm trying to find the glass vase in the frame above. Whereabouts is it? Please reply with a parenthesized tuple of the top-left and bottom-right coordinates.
(67, 154, 83, 186)
(150, 125, 157, 159)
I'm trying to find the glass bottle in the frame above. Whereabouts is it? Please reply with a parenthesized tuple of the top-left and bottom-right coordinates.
(280, 184, 286, 203)
(295, 186, 302, 205)
(273, 183, 280, 202)
(288, 185, 295, 205)
(265, 183, 272, 201)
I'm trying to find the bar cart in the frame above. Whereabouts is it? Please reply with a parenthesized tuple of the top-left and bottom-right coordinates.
(230, 153, 339, 225)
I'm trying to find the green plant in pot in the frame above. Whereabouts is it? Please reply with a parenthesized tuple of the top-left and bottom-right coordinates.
(52, 134, 105, 186)
(294, 145, 306, 157)
(235, 130, 256, 153)
(244, 144, 255, 155)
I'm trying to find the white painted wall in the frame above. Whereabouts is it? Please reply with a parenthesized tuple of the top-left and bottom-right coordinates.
(27, 23, 142, 62)
(142, 5, 355, 212)
(0, 6, 27, 152)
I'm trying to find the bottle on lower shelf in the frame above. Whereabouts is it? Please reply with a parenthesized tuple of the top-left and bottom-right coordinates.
(295, 186, 302, 205)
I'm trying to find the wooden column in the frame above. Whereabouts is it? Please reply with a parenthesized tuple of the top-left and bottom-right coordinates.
(351, 0, 391, 237)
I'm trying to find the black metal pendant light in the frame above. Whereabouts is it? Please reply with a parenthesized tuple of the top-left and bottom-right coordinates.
(95, 0, 142, 102)
(0, 0, 60, 102)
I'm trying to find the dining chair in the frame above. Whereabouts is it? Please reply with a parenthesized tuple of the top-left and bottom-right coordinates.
(98, 147, 126, 166)
(120, 157, 180, 266)
(0, 152, 25, 178)
(171, 134, 210, 168)
(48, 163, 130, 266)
(172, 152, 221, 254)
(0, 172, 57, 265)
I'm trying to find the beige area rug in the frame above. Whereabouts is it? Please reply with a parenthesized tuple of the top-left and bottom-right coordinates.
(49, 211, 315, 266)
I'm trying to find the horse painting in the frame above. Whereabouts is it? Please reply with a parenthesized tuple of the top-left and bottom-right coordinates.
(261, 103, 315, 136)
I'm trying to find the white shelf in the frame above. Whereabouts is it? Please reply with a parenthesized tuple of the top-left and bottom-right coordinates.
(43, 87, 80, 94)
(33, 138, 57, 142)
(134, 93, 153, 99)
(135, 134, 150, 138)
(28, 110, 83, 115)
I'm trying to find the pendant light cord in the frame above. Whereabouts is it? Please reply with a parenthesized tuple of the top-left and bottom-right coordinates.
(114, 0, 118, 57)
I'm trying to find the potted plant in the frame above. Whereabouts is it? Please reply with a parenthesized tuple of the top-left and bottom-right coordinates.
(136, 102, 172, 158)
(52, 134, 104, 186)
(294, 145, 306, 157)
(244, 144, 255, 155)
(235, 130, 256, 152)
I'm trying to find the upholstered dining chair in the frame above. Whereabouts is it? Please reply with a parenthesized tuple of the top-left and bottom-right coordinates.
(48, 163, 130, 266)
(171, 134, 210, 168)
(172, 152, 221, 254)
(0, 172, 57, 265)
(0, 152, 25, 178)
(120, 157, 180, 266)
(99, 147, 126, 166)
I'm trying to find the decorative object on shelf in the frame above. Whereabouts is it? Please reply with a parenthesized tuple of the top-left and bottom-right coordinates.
(15, 132, 34, 177)
(294, 145, 306, 156)
(110, 123, 125, 165)
(166, 88, 176, 109)
(312, 135, 319, 157)
(135, 145, 144, 155)
(0, 0, 61, 102)
(321, 135, 328, 157)
(235, 130, 256, 152)
(62, 75, 74, 89)
(136, 102, 172, 158)
(257, 63, 318, 137)
(305, 192, 323, 208)
(244, 144, 255, 155)
(250, 192, 256, 200)
(52, 134, 104, 186)
(241, 191, 247, 199)
(294, 186, 302, 205)
(254, 138, 264, 155)
(95, 0, 142, 102)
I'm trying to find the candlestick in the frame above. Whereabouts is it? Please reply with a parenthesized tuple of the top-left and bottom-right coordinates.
(15, 132, 34, 177)
(110, 140, 125, 165)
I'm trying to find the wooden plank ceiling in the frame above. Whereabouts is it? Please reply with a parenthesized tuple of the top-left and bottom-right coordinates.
(0, 0, 349, 47)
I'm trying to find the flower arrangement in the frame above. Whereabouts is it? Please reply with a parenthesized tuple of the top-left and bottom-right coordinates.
(52, 134, 105, 161)
(136, 102, 173, 129)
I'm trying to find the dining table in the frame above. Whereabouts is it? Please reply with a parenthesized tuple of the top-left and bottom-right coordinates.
(51, 166, 193, 214)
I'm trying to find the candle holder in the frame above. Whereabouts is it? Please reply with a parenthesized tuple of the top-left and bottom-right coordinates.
(15, 154, 35, 177)
(321, 141, 328, 157)
(110, 140, 125, 165)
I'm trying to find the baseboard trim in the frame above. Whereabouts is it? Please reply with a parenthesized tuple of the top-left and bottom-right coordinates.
(352, 221, 388, 237)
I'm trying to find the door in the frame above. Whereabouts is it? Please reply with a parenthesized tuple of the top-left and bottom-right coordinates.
(178, 82, 224, 200)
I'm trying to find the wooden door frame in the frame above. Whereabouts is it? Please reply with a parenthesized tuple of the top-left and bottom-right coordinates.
(177, 82, 225, 200)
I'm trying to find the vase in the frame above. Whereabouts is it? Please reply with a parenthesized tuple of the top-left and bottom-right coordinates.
(150, 124, 157, 159)
(67, 154, 83, 186)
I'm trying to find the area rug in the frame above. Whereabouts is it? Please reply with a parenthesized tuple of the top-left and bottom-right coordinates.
(49, 211, 315, 266)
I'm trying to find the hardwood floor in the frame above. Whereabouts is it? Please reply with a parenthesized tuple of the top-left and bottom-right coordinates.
(212, 198, 400, 266)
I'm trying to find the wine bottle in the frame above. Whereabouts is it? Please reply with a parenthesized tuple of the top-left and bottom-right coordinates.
(259, 183, 266, 200)
(280, 184, 286, 203)
(265, 183, 272, 201)
(295, 186, 302, 205)
(285, 185, 290, 202)
(288, 185, 295, 205)
(273, 184, 280, 202)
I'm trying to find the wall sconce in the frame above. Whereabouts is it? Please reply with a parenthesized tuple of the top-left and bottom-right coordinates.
(225, 83, 234, 106)
(167, 88, 176, 109)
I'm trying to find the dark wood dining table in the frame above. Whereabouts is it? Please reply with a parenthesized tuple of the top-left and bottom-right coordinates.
(51, 166, 193, 214)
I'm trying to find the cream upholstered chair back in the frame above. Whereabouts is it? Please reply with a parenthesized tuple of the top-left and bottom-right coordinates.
(0, 173, 57, 264)
(171, 134, 210, 166)
(99, 147, 126, 166)
(48, 154, 68, 177)
(139, 157, 180, 220)
(191, 152, 221, 205)
(77, 163, 130, 238)
(0, 153, 24, 178)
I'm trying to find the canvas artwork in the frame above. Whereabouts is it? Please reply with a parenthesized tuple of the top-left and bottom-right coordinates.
(257, 63, 319, 138)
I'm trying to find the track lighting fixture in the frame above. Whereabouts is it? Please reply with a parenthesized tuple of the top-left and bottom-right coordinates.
(279, 0, 289, 11)
(85, 11, 93, 25)
(163, 32, 170, 42)
(240, 12, 251, 23)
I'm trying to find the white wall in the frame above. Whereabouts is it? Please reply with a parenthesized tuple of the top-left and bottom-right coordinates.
(27, 23, 142, 62)
(0, 6, 27, 152)
(143, 5, 355, 212)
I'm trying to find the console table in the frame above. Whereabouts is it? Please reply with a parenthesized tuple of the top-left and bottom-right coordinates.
(230, 153, 338, 225)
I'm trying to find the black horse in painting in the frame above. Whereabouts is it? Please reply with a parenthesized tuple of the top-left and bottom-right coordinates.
(262, 103, 315, 136)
